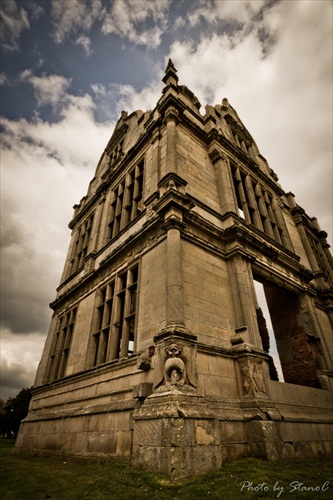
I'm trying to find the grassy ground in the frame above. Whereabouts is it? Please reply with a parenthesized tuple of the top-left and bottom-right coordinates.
(1, 439, 332, 499)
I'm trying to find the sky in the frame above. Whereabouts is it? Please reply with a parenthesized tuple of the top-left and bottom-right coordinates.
(0, 0, 332, 401)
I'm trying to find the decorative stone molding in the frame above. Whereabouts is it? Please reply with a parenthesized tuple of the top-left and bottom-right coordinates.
(164, 343, 186, 388)
(239, 358, 266, 396)
(153, 327, 198, 392)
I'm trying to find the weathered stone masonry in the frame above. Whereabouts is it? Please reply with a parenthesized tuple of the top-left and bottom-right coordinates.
(16, 61, 333, 479)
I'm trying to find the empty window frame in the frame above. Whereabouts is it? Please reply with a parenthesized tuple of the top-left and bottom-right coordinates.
(70, 214, 94, 274)
(45, 308, 77, 383)
(254, 276, 322, 388)
(109, 139, 124, 166)
(90, 264, 139, 366)
(231, 163, 289, 247)
(307, 232, 333, 286)
(107, 161, 144, 241)
(254, 280, 282, 382)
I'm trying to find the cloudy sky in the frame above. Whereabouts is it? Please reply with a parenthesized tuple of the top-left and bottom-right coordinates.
(1, 0, 332, 400)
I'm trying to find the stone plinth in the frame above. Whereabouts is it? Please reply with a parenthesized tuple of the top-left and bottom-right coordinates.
(132, 389, 222, 480)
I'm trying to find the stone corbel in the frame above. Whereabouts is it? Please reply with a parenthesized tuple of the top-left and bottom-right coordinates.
(137, 345, 155, 371)
(208, 141, 227, 164)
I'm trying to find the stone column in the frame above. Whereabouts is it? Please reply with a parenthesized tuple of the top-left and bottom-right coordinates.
(229, 256, 261, 347)
(228, 255, 262, 347)
(271, 198, 293, 251)
(299, 293, 333, 369)
(90, 198, 104, 252)
(165, 221, 185, 326)
(244, 175, 263, 231)
(152, 128, 161, 185)
(102, 189, 115, 244)
(208, 142, 238, 214)
(164, 106, 179, 176)
(291, 208, 327, 287)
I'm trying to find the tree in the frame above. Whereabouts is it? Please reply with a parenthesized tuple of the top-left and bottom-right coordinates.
(2, 387, 32, 437)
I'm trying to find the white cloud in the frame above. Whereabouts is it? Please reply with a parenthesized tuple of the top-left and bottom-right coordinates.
(187, 0, 267, 28)
(0, 0, 30, 51)
(0, 72, 9, 85)
(101, 0, 171, 48)
(75, 35, 93, 56)
(20, 72, 71, 107)
(51, 0, 102, 44)
(91, 82, 107, 98)
(50, 0, 171, 49)
(29, 2, 45, 21)
(108, 79, 164, 115)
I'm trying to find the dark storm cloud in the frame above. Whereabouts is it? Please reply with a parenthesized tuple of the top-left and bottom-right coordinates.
(1, 358, 32, 390)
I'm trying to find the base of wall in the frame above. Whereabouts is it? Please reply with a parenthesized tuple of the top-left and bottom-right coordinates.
(132, 386, 333, 479)
(15, 383, 333, 480)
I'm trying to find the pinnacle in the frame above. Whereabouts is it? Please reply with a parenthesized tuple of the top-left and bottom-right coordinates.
(165, 58, 177, 73)
(162, 58, 179, 85)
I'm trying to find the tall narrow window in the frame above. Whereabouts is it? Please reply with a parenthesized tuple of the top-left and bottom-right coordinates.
(45, 308, 77, 383)
(92, 282, 114, 366)
(106, 160, 144, 242)
(70, 214, 94, 274)
(118, 264, 138, 357)
(254, 280, 283, 382)
(308, 233, 332, 285)
(231, 163, 289, 248)
(90, 264, 139, 366)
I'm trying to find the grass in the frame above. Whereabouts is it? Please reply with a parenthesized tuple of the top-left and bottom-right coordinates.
(1, 439, 332, 499)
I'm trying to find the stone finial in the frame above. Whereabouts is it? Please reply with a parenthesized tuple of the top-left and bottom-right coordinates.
(162, 58, 179, 86)
(222, 97, 229, 109)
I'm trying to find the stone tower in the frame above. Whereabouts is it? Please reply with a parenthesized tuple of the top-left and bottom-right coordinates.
(16, 61, 333, 479)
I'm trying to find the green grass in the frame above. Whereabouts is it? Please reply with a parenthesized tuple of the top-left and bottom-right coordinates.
(1, 439, 332, 499)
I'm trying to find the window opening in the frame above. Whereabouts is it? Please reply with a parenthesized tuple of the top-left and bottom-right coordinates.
(254, 277, 322, 388)
(70, 214, 94, 275)
(106, 160, 144, 242)
(45, 308, 77, 383)
(90, 264, 139, 366)
(231, 163, 289, 248)
(254, 280, 284, 382)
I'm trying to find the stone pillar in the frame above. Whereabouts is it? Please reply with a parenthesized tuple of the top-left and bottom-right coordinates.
(164, 106, 179, 176)
(298, 293, 333, 369)
(165, 222, 184, 326)
(244, 174, 263, 231)
(208, 141, 238, 214)
(291, 207, 327, 287)
(228, 255, 261, 347)
(152, 128, 161, 185)
(271, 197, 293, 251)
(90, 197, 104, 252)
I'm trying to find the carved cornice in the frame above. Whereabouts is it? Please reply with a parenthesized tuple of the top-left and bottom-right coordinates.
(153, 188, 195, 219)
(154, 326, 197, 345)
